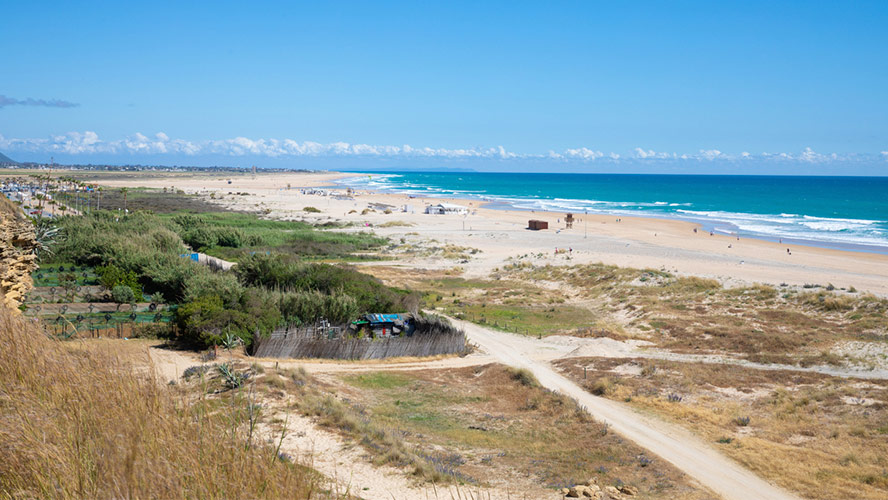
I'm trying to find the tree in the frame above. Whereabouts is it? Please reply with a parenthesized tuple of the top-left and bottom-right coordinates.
(97, 264, 144, 302)
(111, 285, 136, 311)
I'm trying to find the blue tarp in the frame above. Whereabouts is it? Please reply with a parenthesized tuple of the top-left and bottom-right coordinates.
(366, 314, 403, 324)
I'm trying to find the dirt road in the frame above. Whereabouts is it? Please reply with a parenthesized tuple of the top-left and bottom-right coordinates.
(449, 317, 801, 500)
(145, 326, 806, 500)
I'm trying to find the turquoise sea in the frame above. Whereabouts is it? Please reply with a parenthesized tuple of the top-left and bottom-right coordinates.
(337, 172, 888, 254)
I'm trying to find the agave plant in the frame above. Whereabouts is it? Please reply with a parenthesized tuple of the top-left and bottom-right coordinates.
(221, 330, 243, 351)
(32, 217, 61, 258)
(218, 363, 245, 389)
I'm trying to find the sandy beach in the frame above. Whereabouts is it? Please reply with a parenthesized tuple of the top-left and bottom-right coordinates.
(93, 170, 888, 296)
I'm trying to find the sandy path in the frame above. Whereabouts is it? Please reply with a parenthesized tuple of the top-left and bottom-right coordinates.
(266, 410, 431, 500)
(268, 408, 534, 500)
(141, 331, 832, 499)
(144, 346, 540, 499)
(449, 317, 800, 500)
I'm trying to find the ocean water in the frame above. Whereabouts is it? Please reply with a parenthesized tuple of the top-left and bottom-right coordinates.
(337, 172, 888, 253)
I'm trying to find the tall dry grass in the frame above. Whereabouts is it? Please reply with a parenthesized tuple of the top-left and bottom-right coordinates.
(0, 308, 323, 499)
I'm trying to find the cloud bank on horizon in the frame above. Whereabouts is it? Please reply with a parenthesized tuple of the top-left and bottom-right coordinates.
(1, 130, 884, 167)
(0, 95, 79, 109)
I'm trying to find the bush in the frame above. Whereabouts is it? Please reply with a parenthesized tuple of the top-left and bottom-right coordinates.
(303, 207, 321, 213)
(278, 290, 359, 326)
(589, 377, 614, 396)
(235, 254, 415, 314)
(507, 367, 540, 388)
(214, 227, 245, 247)
(111, 285, 136, 310)
(182, 270, 244, 305)
(176, 289, 282, 348)
(181, 227, 218, 250)
(97, 264, 144, 302)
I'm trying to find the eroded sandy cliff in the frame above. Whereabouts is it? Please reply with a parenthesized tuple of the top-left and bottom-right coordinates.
(0, 197, 38, 312)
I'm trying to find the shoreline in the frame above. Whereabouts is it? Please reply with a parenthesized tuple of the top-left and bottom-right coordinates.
(333, 172, 888, 257)
(27, 168, 888, 296)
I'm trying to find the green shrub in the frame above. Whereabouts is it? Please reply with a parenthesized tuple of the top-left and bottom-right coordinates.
(176, 289, 282, 348)
(235, 253, 416, 314)
(278, 290, 359, 325)
(96, 264, 144, 302)
(182, 270, 244, 305)
(181, 227, 218, 249)
(111, 285, 136, 310)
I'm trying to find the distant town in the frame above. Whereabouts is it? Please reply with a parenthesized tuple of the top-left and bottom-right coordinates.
(0, 151, 299, 174)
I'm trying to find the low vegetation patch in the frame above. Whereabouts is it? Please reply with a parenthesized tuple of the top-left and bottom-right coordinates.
(0, 307, 323, 499)
(326, 365, 710, 497)
(554, 357, 888, 500)
(37, 206, 406, 349)
(369, 262, 888, 363)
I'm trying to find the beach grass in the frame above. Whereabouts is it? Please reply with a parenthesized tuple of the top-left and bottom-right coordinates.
(554, 357, 888, 500)
(407, 261, 888, 363)
(0, 308, 324, 499)
(329, 365, 710, 497)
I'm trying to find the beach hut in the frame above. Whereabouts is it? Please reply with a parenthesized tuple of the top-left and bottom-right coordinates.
(425, 203, 468, 215)
(528, 220, 548, 230)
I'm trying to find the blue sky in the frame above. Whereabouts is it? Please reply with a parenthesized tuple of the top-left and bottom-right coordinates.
(1, 1, 887, 174)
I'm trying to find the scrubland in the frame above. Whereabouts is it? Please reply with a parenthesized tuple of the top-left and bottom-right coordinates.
(0, 308, 325, 499)
(554, 357, 888, 500)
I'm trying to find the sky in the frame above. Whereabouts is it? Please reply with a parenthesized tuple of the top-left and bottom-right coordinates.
(1, 1, 887, 174)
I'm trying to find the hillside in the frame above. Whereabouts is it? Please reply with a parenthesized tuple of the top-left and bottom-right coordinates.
(0, 151, 18, 165)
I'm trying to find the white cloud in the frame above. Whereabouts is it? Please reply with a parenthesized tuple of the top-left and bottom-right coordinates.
(633, 148, 674, 160)
(0, 131, 879, 165)
(562, 147, 605, 160)
(797, 147, 837, 163)
(698, 149, 724, 161)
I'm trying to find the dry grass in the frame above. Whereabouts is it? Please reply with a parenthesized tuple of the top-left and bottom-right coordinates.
(239, 364, 462, 484)
(328, 364, 712, 498)
(486, 262, 888, 364)
(554, 356, 888, 500)
(0, 308, 325, 499)
(370, 262, 888, 361)
(403, 273, 608, 337)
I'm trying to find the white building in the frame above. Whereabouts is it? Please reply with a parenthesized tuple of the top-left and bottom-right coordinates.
(425, 203, 468, 215)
